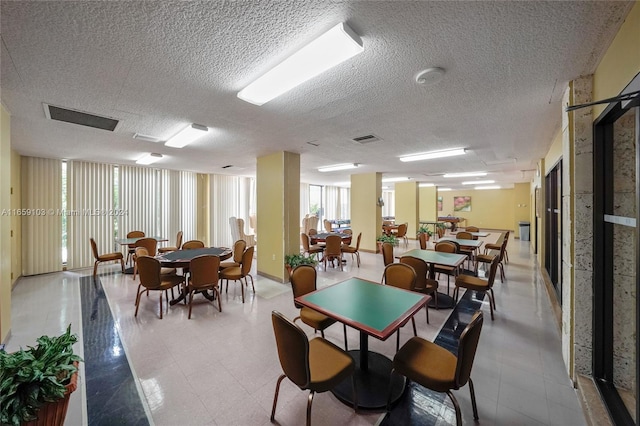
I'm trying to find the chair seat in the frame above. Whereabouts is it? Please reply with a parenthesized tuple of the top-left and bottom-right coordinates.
(476, 253, 498, 263)
(300, 307, 336, 331)
(157, 275, 184, 290)
(341, 246, 357, 254)
(455, 274, 490, 292)
(219, 260, 240, 270)
(220, 266, 242, 280)
(160, 267, 177, 276)
(393, 336, 456, 392)
(98, 252, 124, 262)
(308, 337, 355, 392)
(158, 246, 178, 253)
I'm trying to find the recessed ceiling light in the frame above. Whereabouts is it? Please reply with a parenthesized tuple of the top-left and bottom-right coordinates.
(165, 124, 209, 148)
(462, 180, 495, 185)
(415, 67, 446, 85)
(400, 148, 465, 162)
(443, 171, 487, 178)
(382, 177, 410, 183)
(237, 22, 364, 106)
(318, 163, 359, 172)
(437, 187, 452, 191)
(136, 153, 162, 165)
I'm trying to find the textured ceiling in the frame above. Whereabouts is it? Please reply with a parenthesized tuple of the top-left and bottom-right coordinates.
(0, 1, 634, 188)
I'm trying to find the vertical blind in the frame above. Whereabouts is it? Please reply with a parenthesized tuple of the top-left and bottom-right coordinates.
(382, 190, 395, 217)
(209, 174, 253, 247)
(118, 165, 160, 238)
(66, 161, 115, 270)
(22, 157, 62, 275)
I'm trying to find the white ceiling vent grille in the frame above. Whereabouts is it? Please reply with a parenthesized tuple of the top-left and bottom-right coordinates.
(351, 134, 381, 144)
(133, 133, 162, 143)
(43, 103, 119, 131)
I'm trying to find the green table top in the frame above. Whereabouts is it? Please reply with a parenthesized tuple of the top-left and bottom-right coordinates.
(400, 249, 467, 267)
(116, 236, 168, 245)
(297, 278, 429, 340)
(438, 237, 484, 248)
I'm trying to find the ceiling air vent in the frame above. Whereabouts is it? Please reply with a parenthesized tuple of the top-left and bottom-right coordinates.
(351, 134, 381, 144)
(43, 103, 119, 131)
(133, 133, 162, 143)
(221, 165, 233, 169)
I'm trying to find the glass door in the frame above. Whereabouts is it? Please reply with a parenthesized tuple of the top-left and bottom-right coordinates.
(545, 161, 562, 303)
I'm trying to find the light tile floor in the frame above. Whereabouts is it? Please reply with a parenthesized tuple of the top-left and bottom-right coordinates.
(6, 234, 587, 425)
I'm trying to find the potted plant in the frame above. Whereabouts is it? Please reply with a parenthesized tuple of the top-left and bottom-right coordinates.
(285, 253, 318, 276)
(376, 234, 398, 252)
(0, 325, 82, 426)
(436, 222, 446, 238)
(416, 225, 433, 241)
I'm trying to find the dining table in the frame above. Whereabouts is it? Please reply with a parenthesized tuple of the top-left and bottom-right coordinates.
(400, 248, 467, 309)
(310, 232, 352, 244)
(115, 236, 169, 271)
(296, 277, 430, 409)
(156, 247, 232, 305)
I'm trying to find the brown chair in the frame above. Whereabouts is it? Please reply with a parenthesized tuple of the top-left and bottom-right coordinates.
(418, 232, 429, 250)
(323, 219, 333, 232)
(400, 256, 438, 322)
(477, 231, 509, 282)
(434, 241, 459, 294)
(187, 255, 222, 318)
(341, 232, 362, 267)
(322, 234, 343, 271)
(394, 223, 409, 247)
(132, 238, 158, 280)
(382, 242, 395, 266)
(388, 311, 484, 426)
(158, 231, 183, 253)
(90, 238, 124, 277)
(270, 311, 357, 426)
(381, 263, 418, 351)
(182, 240, 205, 250)
(484, 230, 510, 264)
(125, 230, 144, 264)
(134, 256, 184, 319)
(220, 246, 255, 303)
(290, 265, 348, 350)
(465, 226, 479, 232)
(219, 239, 247, 270)
(301, 233, 324, 261)
(456, 231, 476, 270)
(455, 255, 499, 320)
(132, 246, 177, 304)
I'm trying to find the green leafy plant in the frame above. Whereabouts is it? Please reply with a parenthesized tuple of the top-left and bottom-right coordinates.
(376, 234, 398, 245)
(0, 325, 82, 426)
(285, 253, 318, 268)
(416, 225, 433, 236)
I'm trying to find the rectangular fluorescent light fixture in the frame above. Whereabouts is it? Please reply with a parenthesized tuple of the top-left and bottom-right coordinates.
(399, 148, 466, 162)
(165, 123, 209, 148)
(334, 181, 351, 186)
(475, 185, 501, 190)
(443, 171, 487, 178)
(382, 177, 410, 183)
(237, 23, 364, 106)
(437, 187, 452, 191)
(462, 180, 495, 185)
(419, 183, 435, 187)
(136, 153, 162, 165)
(318, 163, 359, 172)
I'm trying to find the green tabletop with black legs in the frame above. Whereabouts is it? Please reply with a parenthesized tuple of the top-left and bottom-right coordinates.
(296, 278, 429, 409)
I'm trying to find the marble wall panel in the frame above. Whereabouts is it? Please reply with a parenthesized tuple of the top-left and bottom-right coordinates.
(574, 268, 593, 347)
(573, 76, 594, 155)
(612, 225, 637, 278)
(574, 193, 593, 272)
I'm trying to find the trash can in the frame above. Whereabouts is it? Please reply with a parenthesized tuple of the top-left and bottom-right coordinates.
(519, 221, 530, 241)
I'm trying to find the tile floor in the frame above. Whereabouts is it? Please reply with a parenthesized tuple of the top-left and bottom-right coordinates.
(6, 234, 587, 425)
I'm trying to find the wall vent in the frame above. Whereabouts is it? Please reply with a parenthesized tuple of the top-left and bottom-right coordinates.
(43, 103, 119, 131)
(351, 134, 381, 144)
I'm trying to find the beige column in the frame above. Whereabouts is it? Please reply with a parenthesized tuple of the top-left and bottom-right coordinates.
(395, 181, 419, 238)
(0, 104, 12, 342)
(419, 186, 437, 223)
(196, 173, 210, 246)
(350, 172, 382, 253)
(256, 151, 300, 283)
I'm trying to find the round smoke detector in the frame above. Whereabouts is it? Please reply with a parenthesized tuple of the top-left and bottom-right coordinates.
(415, 67, 446, 85)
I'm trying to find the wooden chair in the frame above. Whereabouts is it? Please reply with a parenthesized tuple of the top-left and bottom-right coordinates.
(395, 223, 409, 247)
(400, 255, 438, 322)
(290, 265, 348, 350)
(455, 255, 499, 320)
(418, 232, 429, 250)
(270, 311, 357, 426)
(134, 256, 183, 319)
(382, 242, 395, 266)
(89, 238, 124, 277)
(341, 232, 362, 267)
(182, 240, 205, 250)
(187, 255, 222, 318)
(484, 230, 510, 264)
(133, 238, 158, 280)
(219, 239, 246, 270)
(301, 233, 324, 261)
(388, 311, 484, 426)
(125, 230, 144, 264)
(158, 231, 183, 253)
(434, 241, 459, 295)
(381, 263, 418, 351)
(323, 219, 333, 232)
(220, 246, 255, 303)
(456, 231, 476, 271)
(477, 231, 509, 282)
(322, 234, 344, 271)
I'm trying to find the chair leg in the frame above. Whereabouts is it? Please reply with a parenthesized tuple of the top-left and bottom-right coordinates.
(187, 290, 194, 319)
(215, 287, 222, 312)
(468, 378, 479, 420)
(499, 263, 505, 282)
(320, 329, 325, 338)
(489, 288, 496, 310)
(356, 252, 360, 267)
(486, 291, 495, 320)
(120, 259, 125, 273)
(240, 279, 245, 303)
(446, 390, 462, 426)
(306, 390, 315, 426)
(411, 317, 417, 336)
(396, 330, 400, 353)
(270, 374, 286, 422)
(343, 323, 348, 351)
(134, 287, 143, 317)
(159, 292, 163, 319)
(93, 261, 99, 277)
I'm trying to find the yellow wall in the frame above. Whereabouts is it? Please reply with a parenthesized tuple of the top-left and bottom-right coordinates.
(394, 181, 419, 238)
(0, 104, 12, 342)
(256, 151, 299, 282)
(545, 130, 563, 174)
(419, 186, 437, 222)
(351, 173, 382, 253)
(11, 149, 21, 286)
(438, 188, 526, 235)
(593, 2, 640, 119)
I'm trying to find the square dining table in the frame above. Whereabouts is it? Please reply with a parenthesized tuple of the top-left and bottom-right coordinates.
(296, 277, 430, 409)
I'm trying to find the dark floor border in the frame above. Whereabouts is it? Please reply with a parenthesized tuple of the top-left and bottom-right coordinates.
(79, 274, 150, 426)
